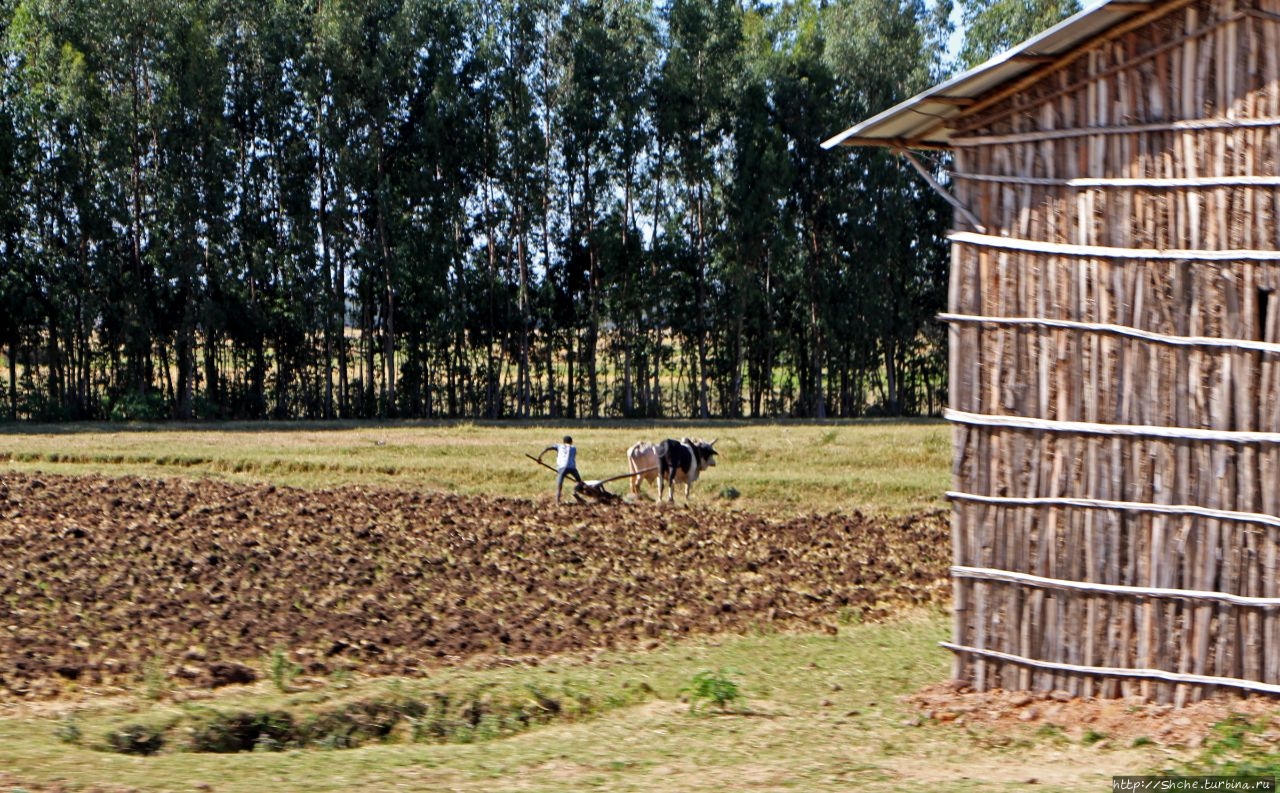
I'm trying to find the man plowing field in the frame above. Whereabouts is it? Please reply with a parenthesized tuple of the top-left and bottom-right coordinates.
(528, 440, 654, 504)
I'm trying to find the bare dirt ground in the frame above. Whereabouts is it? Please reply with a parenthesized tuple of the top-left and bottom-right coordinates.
(0, 472, 949, 702)
(908, 682, 1280, 748)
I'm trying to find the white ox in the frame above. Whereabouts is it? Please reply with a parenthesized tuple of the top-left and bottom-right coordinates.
(626, 441, 661, 498)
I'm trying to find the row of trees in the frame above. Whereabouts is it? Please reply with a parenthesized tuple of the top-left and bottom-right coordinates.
(0, 0, 1076, 421)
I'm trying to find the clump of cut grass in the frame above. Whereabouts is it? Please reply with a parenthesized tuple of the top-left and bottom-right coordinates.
(94, 677, 657, 756)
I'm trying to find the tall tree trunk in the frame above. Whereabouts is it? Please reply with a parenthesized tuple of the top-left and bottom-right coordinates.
(337, 247, 348, 417)
(806, 227, 827, 419)
(317, 106, 334, 419)
(363, 296, 375, 416)
(517, 210, 530, 418)
(129, 52, 148, 398)
(7, 337, 15, 421)
(481, 143, 499, 419)
(694, 179, 709, 419)
(376, 134, 396, 417)
(884, 336, 900, 415)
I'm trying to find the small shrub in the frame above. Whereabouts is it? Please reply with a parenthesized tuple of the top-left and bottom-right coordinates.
(1082, 729, 1108, 745)
(837, 606, 864, 625)
(189, 710, 296, 753)
(140, 659, 171, 701)
(105, 724, 165, 755)
(298, 698, 403, 749)
(254, 733, 285, 753)
(718, 486, 741, 500)
(108, 391, 167, 422)
(55, 715, 82, 745)
(329, 666, 354, 690)
(682, 668, 744, 714)
(268, 647, 302, 692)
(1206, 713, 1266, 754)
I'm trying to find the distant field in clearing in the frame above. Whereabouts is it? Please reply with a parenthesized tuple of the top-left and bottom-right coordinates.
(0, 418, 950, 516)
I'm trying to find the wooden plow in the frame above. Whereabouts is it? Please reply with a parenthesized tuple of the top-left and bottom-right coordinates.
(524, 454, 656, 503)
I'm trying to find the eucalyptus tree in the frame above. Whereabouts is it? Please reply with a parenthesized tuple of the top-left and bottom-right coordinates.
(216, 0, 314, 417)
(769, 32, 837, 418)
(723, 6, 789, 417)
(312, 0, 400, 416)
(7, 0, 124, 418)
(0, 0, 964, 421)
(149, 0, 237, 418)
(820, 0, 952, 415)
(597, 0, 656, 419)
(552, 0, 655, 417)
(468, 0, 551, 418)
(473, 0, 556, 418)
(0, 0, 30, 419)
(389, 0, 480, 418)
(958, 0, 1079, 67)
(654, 0, 742, 418)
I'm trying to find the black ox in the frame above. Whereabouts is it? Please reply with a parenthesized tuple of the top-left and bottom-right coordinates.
(655, 437, 718, 502)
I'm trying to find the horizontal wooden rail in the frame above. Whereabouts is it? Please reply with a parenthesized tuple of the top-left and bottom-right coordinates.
(953, 115, 1280, 148)
(946, 490, 1280, 531)
(945, 409, 1280, 444)
(951, 565, 1280, 608)
(941, 643, 1280, 696)
(948, 231, 1280, 261)
(954, 173, 1280, 188)
(938, 313, 1280, 355)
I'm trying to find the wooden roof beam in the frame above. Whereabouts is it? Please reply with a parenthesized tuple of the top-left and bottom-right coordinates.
(894, 147, 987, 233)
(832, 136, 950, 151)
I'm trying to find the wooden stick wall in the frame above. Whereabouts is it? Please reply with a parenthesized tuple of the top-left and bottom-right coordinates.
(947, 0, 1280, 704)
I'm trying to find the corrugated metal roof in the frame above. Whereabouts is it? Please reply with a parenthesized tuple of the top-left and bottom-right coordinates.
(821, 0, 1162, 150)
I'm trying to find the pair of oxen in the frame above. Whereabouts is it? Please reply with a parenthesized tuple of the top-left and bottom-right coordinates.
(624, 438, 718, 502)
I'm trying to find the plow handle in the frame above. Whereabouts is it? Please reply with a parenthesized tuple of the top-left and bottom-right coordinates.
(525, 453, 558, 473)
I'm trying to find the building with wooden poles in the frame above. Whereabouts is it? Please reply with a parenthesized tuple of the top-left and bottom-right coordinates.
(825, 0, 1280, 704)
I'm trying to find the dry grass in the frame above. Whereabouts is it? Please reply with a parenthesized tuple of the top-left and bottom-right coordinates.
(0, 609, 1188, 793)
(0, 418, 950, 516)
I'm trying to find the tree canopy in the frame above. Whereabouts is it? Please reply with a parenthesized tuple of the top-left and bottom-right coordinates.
(0, 0, 1056, 421)
(958, 0, 1080, 67)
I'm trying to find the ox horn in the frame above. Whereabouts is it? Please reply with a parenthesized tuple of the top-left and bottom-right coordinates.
(709, 438, 717, 446)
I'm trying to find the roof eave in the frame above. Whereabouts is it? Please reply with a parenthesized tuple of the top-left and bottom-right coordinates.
(821, 0, 1162, 151)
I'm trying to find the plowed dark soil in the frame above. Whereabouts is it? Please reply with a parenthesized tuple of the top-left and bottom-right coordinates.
(0, 473, 949, 701)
